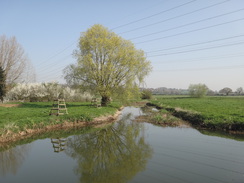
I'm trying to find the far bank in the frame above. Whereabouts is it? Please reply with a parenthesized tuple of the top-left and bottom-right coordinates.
(148, 96, 244, 133)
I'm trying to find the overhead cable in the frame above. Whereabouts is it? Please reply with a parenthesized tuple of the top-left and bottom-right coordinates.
(154, 65, 244, 72)
(136, 17, 244, 44)
(148, 41, 244, 57)
(146, 34, 244, 53)
(130, 8, 244, 40)
(111, 0, 197, 30)
(119, 0, 230, 34)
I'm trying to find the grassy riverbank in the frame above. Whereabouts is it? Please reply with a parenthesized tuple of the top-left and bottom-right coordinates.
(0, 102, 121, 139)
(149, 96, 244, 132)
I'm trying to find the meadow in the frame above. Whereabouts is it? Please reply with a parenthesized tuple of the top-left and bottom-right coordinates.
(0, 102, 121, 136)
(150, 96, 244, 131)
(1, 96, 244, 139)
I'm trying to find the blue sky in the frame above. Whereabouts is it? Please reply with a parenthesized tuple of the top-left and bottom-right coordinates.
(1, 0, 244, 91)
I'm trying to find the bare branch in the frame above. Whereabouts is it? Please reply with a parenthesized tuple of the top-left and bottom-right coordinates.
(0, 35, 35, 87)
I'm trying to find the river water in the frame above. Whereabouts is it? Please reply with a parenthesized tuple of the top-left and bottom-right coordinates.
(0, 107, 244, 183)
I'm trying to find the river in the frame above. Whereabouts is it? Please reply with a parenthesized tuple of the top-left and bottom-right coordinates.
(0, 107, 244, 183)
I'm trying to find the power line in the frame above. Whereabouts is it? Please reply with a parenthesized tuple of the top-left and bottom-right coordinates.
(38, 42, 244, 82)
(38, 38, 244, 81)
(37, 54, 72, 72)
(146, 34, 244, 53)
(136, 17, 244, 44)
(154, 65, 244, 72)
(37, 63, 69, 79)
(153, 52, 244, 64)
(148, 41, 244, 57)
(111, 0, 197, 30)
(35, 1, 188, 80)
(118, 0, 230, 34)
(34, 0, 240, 83)
(130, 8, 244, 40)
(37, 41, 76, 68)
(37, 38, 244, 82)
(107, 0, 168, 26)
(35, 1, 171, 72)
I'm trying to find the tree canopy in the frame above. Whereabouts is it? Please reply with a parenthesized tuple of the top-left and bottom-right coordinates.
(188, 83, 208, 98)
(219, 87, 232, 96)
(64, 24, 152, 106)
(236, 87, 243, 95)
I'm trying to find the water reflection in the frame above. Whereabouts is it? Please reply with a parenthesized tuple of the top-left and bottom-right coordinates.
(51, 138, 67, 153)
(199, 129, 244, 141)
(0, 145, 30, 176)
(65, 118, 153, 183)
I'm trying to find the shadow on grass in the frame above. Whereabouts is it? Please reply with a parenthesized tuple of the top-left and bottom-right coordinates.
(172, 97, 192, 99)
(19, 103, 91, 109)
(20, 103, 51, 108)
(18, 102, 120, 110)
(66, 104, 90, 108)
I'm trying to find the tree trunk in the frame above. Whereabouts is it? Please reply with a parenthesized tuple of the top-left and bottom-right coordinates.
(101, 96, 110, 106)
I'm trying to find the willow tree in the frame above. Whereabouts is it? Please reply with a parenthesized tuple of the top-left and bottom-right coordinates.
(64, 24, 152, 106)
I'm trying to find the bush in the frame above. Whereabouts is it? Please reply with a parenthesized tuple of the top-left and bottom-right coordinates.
(4, 82, 93, 102)
(141, 89, 152, 100)
(188, 83, 208, 98)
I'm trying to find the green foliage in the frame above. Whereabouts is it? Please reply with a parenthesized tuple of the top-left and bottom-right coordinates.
(0, 66, 6, 102)
(188, 83, 208, 98)
(141, 89, 152, 100)
(150, 96, 244, 126)
(64, 24, 152, 106)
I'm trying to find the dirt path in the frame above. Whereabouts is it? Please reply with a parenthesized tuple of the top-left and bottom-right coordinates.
(0, 104, 21, 107)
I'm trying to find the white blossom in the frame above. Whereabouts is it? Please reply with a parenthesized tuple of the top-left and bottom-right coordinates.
(4, 82, 93, 102)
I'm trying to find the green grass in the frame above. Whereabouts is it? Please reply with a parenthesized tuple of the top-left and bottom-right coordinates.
(150, 96, 244, 126)
(0, 102, 121, 135)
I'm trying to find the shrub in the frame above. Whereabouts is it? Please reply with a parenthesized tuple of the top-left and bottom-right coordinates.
(188, 83, 208, 98)
(4, 82, 93, 102)
(141, 89, 152, 100)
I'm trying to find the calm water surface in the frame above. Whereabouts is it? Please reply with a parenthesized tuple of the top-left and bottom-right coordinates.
(0, 107, 244, 183)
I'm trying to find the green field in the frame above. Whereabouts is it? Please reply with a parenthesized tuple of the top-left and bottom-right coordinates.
(150, 96, 244, 130)
(0, 102, 121, 135)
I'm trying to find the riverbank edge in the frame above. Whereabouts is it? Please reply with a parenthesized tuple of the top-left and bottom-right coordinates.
(0, 108, 123, 144)
(146, 103, 244, 134)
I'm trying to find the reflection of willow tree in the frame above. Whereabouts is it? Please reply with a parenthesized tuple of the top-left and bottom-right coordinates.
(0, 144, 30, 176)
(65, 120, 153, 183)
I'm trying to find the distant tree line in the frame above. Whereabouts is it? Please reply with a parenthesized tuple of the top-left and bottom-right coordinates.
(144, 85, 244, 97)
(146, 87, 189, 95)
